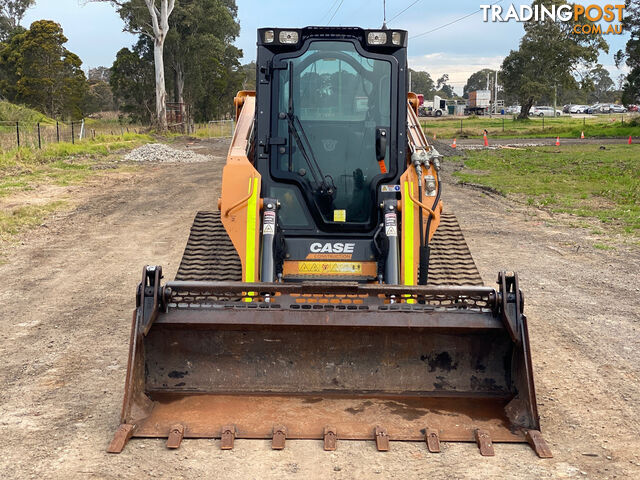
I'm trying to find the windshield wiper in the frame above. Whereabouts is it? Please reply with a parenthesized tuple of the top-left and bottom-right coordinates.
(281, 61, 336, 199)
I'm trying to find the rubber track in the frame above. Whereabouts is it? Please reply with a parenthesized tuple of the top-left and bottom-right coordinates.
(427, 213, 483, 286)
(175, 211, 483, 286)
(175, 211, 242, 282)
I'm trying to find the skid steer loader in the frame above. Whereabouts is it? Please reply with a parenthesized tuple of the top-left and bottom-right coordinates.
(108, 26, 551, 458)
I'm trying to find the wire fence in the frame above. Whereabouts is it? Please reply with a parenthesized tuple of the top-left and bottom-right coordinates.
(0, 120, 148, 152)
(420, 113, 640, 137)
(204, 120, 235, 138)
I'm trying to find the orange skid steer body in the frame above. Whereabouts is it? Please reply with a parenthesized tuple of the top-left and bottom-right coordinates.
(108, 26, 551, 458)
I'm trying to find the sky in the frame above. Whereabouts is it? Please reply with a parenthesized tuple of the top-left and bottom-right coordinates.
(22, 0, 631, 95)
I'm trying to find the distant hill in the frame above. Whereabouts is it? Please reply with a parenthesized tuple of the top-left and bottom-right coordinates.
(0, 101, 56, 124)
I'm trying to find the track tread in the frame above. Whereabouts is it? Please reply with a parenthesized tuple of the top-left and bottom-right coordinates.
(427, 213, 483, 286)
(175, 211, 242, 282)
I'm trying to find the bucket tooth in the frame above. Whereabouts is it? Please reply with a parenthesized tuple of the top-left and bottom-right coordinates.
(272, 425, 287, 450)
(220, 425, 236, 450)
(526, 430, 553, 458)
(375, 426, 390, 452)
(166, 424, 184, 449)
(323, 426, 337, 451)
(475, 429, 495, 456)
(107, 424, 135, 454)
(425, 429, 440, 453)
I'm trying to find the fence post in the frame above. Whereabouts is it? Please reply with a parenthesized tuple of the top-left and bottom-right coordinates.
(56, 121, 60, 143)
(37, 122, 41, 149)
(583, 117, 585, 128)
(71, 122, 75, 144)
(460, 118, 463, 134)
(16, 121, 20, 147)
(542, 116, 544, 130)
(502, 117, 505, 132)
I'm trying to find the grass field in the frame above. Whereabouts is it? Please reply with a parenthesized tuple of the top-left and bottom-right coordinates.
(0, 132, 152, 240)
(421, 114, 640, 139)
(0, 132, 153, 196)
(454, 144, 640, 236)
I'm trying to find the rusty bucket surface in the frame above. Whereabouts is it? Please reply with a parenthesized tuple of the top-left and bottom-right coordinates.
(108, 267, 551, 458)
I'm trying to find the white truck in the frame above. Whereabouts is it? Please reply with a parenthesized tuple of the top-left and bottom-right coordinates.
(419, 95, 448, 117)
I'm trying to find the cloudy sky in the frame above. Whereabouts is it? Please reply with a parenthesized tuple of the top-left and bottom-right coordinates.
(23, 0, 630, 94)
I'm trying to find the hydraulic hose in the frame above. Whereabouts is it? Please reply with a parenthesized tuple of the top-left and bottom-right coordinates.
(418, 163, 441, 285)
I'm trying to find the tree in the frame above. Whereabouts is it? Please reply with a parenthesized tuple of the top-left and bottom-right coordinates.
(615, 0, 640, 104)
(0, 20, 87, 118)
(0, 0, 34, 40)
(110, 38, 155, 122)
(463, 68, 499, 98)
(585, 65, 614, 103)
(408, 69, 434, 96)
(435, 74, 455, 98)
(163, 0, 242, 118)
(84, 66, 115, 113)
(241, 61, 256, 90)
(92, 0, 176, 130)
(88, 66, 112, 83)
(501, 0, 607, 118)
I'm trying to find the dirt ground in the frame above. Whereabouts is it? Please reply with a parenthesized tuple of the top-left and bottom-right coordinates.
(1, 138, 639, 479)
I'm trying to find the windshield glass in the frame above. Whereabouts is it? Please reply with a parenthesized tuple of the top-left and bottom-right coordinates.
(274, 41, 391, 225)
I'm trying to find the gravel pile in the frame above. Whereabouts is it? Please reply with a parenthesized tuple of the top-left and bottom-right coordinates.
(430, 140, 464, 157)
(124, 143, 212, 163)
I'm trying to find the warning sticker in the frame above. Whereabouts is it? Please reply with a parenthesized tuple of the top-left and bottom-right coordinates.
(384, 213, 398, 237)
(381, 185, 401, 193)
(263, 211, 276, 235)
(298, 262, 362, 274)
(333, 209, 346, 222)
(263, 223, 275, 234)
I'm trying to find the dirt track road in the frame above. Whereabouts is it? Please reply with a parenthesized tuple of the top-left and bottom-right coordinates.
(1, 139, 639, 479)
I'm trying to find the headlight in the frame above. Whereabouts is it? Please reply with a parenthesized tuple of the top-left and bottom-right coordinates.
(264, 30, 275, 43)
(367, 31, 387, 45)
(392, 31, 402, 45)
(279, 30, 299, 44)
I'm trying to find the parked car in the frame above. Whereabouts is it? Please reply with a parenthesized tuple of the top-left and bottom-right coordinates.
(505, 105, 521, 114)
(628, 104, 638, 112)
(531, 106, 562, 117)
(562, 104, 572, 113)
(586, 103, 610, 114)
(569, 104, 588, 114)
(609, 104, 628, 113)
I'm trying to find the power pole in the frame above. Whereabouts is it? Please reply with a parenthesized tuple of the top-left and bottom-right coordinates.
(495, 72, 499, 114)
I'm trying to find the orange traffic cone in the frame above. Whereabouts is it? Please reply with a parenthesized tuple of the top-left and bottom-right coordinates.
(629, 136, 633, 144)
(555, 136, 560, 146)
(451, 138, 457, 149)
(580, 131, 584, 139)
(483, 131, 489, 147)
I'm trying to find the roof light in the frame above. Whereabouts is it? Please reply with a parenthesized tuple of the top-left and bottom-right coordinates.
(264, 30, 275, 43)
(367, 31, 387, 45)
(279, 30, 299, 44)
(392, 31, 402, 45)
